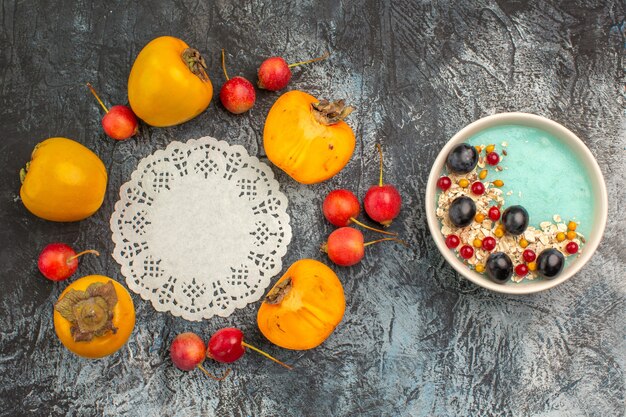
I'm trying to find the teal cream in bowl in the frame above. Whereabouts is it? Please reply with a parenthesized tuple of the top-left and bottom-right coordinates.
(425, 113, 608, 294)
(466, 125, 594, 237)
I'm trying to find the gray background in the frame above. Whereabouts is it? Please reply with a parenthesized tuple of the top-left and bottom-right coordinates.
(1, 1, 624, 416)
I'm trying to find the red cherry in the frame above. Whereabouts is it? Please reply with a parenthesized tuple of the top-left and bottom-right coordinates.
(87, 83, 138, 140)
(364, 185, 402, 226)
(219, 50, 256, 114)
(207, 328, 291, 369)
(258, 52, 328, 91)
(38, 243, 77, 281)
(364, 145, 402, 226)
(323, 227, 404, 267)
(445, 234, 460, 249)
(170, 332, 208, 371)
(38, 243, 99, 281)
(102, 105, 139, 140)
(437, 176, 452, 191)
(486, 152, 500, 166)
(515, 264, 529, 277)
(470, 181, 485, 195)
(220, 77, 256, 114)
(322, 189, 396, 236)
(323, 189, 360, 227)
(482, 236, 496, 251)
(170, 332, 230, 380)
(488, 206, 501, 221)
(459, 245, 474, 259)
(257, 57, 292, 91)
(522, 249, 536, 262)
(565, 242, 579, 254)
(324, 227, 365, 266)
(207, 328, 245, 363)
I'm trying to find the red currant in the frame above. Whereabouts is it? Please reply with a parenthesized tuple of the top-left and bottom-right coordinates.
(459, 245, 474, 259)
(482, 236, 496, 251)
(515, 264, 529, 277)
(565, 242, 579, 254)
(437, 176, 452, 191)
(488, 206, 501, 221)
(522, 249, 536, 262)
(486, 152, 500, 166)
(470, 181, 485, 195)
(445, 234, 460, 249)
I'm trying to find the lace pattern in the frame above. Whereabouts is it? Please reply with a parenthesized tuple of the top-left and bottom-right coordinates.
(110, 136, 292, 321)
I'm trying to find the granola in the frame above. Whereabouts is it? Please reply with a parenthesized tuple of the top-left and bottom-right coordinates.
(437, 143, 584, 282)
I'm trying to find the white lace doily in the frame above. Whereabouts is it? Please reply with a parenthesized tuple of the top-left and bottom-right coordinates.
(110, 136, 292, 321)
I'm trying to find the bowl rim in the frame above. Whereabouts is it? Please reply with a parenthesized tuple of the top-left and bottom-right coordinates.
(425, 112, 608, 294)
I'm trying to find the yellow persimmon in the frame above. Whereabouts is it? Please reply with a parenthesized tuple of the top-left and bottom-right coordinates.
(128, 36, 213, 127)
(257, 259, 345, 350)
(263, 91, 355, 184)
(53, 275, 135, 359)
(19, 137, 107, 222)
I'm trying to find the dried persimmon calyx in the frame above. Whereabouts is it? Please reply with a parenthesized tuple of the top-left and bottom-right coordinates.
(54, 281, 118, 342)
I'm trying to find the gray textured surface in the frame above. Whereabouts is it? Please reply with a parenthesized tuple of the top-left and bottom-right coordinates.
(1, 1, 625, 416)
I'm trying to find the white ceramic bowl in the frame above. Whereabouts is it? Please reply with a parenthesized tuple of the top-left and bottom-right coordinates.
(425, 113, 608, 294)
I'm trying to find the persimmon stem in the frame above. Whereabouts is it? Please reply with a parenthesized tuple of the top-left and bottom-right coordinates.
(221, 49, 229, 81)
(288, 51, 330, 68)
(67, 249, 100, 263)
(376, 143, 384, 187)
(242, 342, 292, 370)
(197, 364, 231, 381)
(363, 237, 407, 247)
(350, 218, 397, 236)
(86, 83, 109, 113)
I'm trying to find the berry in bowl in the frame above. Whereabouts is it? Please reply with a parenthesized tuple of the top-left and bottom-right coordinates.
(425, 113, 608, 294)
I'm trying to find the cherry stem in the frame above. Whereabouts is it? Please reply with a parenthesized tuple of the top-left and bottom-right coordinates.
(376, 143, 384, 187)
(349, 218, 397, 236)
(67, 249, 100, 263)
(221, 49, 229, 81)
(242, 342, 292, 370)
(288, 51, 330, 68)
(197, 364, 231, 381)
(363, 237, 408, 248)
(86, 83, 109, 113)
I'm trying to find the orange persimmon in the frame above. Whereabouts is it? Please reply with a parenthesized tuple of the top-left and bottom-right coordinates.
(19, 137, 107, 222)
(128, 36, 213, 127)
(263, 91, 355, 184)
(53, 275, 135, 359)
(257, 259, 345, 350)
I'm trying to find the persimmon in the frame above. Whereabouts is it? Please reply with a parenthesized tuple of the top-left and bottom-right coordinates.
(257, 259, 345, 350)
(128, 36, 213, 127)
(19, 137, 107, 222)
(263, 91, 355, 184)
(53, 275, 135, 359)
